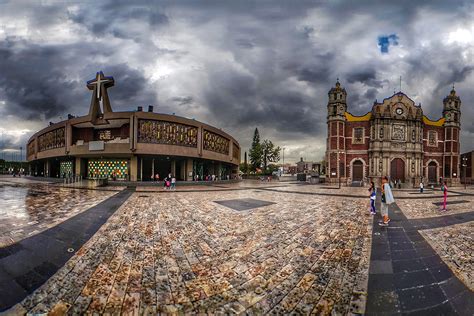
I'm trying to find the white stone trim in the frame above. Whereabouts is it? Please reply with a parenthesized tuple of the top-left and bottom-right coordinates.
(349, 157, 367, 182)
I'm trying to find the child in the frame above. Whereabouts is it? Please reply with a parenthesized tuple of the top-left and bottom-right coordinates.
(369, 181, 376, 215)
(171, 176, 176, 190)
(419, 181, 424, 193)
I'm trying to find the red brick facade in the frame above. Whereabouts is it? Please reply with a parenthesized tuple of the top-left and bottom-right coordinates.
(325, 81, 461, 186)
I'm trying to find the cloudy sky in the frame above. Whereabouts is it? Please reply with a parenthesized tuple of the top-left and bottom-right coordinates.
(0, 0, 473, 163)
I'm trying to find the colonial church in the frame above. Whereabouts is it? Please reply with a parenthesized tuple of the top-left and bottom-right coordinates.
(325, 80, 461, 186)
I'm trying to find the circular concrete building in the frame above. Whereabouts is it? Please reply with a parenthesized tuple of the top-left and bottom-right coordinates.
(26, 72, 240, 181)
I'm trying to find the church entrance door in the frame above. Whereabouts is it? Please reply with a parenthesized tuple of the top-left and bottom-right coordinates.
(352, 160, 363, 181)
(390, 158, 405, 182)
(428, 161, 437, 183)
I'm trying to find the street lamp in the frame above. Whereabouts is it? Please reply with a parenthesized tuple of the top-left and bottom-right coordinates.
(282, 147, 285, 174)
(20, 146, 22, 176)
(462, 156, 468, 189)
(337, 150, 344, 189)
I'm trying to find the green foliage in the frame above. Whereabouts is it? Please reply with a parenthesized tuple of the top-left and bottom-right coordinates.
(261, 139, 280, 171)
(249, 128, 262, 171)
(248, 128, 281, 173)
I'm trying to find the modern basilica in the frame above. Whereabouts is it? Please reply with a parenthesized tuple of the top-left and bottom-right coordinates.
(27, 72, 240, 181)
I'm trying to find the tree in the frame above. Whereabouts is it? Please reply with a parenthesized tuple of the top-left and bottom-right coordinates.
(261, 139, 280, 172)
(249, 128, 262, 171)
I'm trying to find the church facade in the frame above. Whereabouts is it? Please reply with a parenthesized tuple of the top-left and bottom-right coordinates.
(325, 81, 461, 186)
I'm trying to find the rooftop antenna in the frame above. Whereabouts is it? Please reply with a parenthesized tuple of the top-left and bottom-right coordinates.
(399, 76, 402, 92)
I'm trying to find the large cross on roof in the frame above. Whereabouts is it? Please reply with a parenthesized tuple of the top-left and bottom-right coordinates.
(86, 71, 115, 119)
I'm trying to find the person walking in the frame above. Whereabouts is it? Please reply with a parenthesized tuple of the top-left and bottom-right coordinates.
(155, 173, 160, 182)
(379, 176, 395, 226)
(369, 181, 376, 215)
(441, 181, 448, 211)
(419, 181, 424, 193)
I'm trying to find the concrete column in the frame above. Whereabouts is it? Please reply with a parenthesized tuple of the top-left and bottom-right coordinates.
(186, 158, 193, 181)
(140, 157, 143, 181)
(45, 160, 50, 177)
(130, 156, 138, 181)
(66, 123, 72, 153)
(198, 126, 203, 157)
(180, 160, 186, 180)
(151, 158, 154, 180)
(171, 160, 176, 177)
(75, 157, 82, 176)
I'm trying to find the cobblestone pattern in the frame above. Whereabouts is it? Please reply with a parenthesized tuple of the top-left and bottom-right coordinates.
(395, 188, 474, 219)
(0, 182, 118, 247)
(12, 188, 373, 314)
(420, 222, 474, 291)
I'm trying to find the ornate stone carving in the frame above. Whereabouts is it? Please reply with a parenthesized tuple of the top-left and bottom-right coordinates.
(391, 124, 406, 141)
(203, 130, 230, 155)
(428, 130, 437, 146)
(137, 120, 198, 147)
(38, 128, 65, 152)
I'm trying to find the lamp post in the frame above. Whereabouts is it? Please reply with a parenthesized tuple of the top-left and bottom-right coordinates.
(20, 146, 22, 176)
(462, 156, 468, 189)
(282, 147, 285, 174)
(337, 150, 344, 189)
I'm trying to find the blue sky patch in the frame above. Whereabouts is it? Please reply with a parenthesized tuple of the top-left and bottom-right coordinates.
(378, 34, 399, 53)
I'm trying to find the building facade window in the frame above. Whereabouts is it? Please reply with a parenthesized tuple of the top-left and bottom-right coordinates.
(352, 127, 364, 144)
(428, 130, 437, 147)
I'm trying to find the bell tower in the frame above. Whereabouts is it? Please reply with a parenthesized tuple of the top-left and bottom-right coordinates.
(326, 79, 347, 184)
(442, 86, 461, 184)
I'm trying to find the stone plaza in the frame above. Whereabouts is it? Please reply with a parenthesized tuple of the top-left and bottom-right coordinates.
(0, 176, 473, 315)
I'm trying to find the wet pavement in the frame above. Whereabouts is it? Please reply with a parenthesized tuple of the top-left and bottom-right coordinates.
(0, 179, 121, 247)
(0, 178, 472, 314)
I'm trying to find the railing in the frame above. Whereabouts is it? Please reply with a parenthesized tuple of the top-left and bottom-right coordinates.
(63, 175, 83, 185)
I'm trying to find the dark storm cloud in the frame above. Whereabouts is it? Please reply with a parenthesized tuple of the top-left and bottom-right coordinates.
(0, 41, 156, 120)
(68, 2, 169, 39)
(0, 42, 77, 120)
(170, 96, 193, 106)
(346, 69, 386, 88)
(0, 0, 473, 158)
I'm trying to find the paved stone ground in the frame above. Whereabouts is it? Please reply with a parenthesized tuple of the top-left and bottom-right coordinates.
(421, 221, 474, 291)
(0, 188, 134, 312)
(394, 187, 474, 219)
(367, 195, 474, 315)
(6, 184, 373, 315)
(0, 181, 120, 247)
(1, 179, 473, 315)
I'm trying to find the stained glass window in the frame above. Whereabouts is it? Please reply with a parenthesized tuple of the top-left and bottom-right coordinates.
(60, 161, 73, 177)
(87, 159, 129, 180)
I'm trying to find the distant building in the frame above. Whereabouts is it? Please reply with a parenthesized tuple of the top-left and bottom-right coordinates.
(287, 166, 297, 175)
(296, 157, 321, 174)
(461, 151, 473, 184)
(325, 80, 461, 186)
